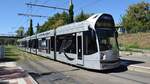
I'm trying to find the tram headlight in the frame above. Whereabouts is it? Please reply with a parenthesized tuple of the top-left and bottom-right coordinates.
(100, 53, 106, 60)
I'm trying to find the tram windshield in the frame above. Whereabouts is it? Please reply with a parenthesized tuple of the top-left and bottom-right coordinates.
(96, 28, 118, 51)
(95, 14, 118, 51)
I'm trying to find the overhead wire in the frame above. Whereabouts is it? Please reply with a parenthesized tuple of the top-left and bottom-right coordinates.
(13, 1, 31, 34)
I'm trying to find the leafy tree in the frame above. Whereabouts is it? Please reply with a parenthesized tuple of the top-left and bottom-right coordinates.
(68, 0, 74, 23)
(16, 26, 24, 37)
(121, 1, 150, 33)
(39, 11, 69, 33)
(75, 11, 91, 22)
(26, 19, 34, 36)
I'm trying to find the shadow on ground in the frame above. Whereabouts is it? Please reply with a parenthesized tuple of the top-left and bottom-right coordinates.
(121, 59, 144, 66)
(28, 68, 80, 79)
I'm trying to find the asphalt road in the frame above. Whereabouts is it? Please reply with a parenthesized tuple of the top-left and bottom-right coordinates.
(18, 52, 150, 84)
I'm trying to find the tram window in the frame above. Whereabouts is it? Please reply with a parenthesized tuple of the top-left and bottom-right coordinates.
(38, 40, 41, 48)
(46, 39, 48, 49)
(65, 34, 76, 54)
(96, 29, 118, 51)
(27, 41, 29, 48)
(41, 38, 47, 49)
(24, 41, 27, 47)
(25, 41, 27, 47)
(51, 37, 54, 51)
(38, 40, 42, 51)
(22, 41, 23, 47)
(35, 39, 38, 49)
(32, 40, 34, 48)
(46, 39, 50, 53)
(28, 40, 30, 48)
(31, 40, 33, 48)
(32, 39, 38, 49)
(83, 30, 98, 55)
(57, 34, 76, 54)
(33, 39, 35, 48)
(26, 41, 27, 47)
(95, 14, 114, 28)
(56, 36, 62, 52)
(22, 41, 26, 47)
(48, 39, 51, 53)
(21, 41, 22, 47)
(29, 40, 32, 48)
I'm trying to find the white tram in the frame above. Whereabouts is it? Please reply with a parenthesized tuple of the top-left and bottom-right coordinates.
(18, 13, 120, 70)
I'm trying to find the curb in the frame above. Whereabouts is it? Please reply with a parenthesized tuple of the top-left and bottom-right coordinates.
(18, 67, 38, 84)
(28, 75, 38, 84)
(128, 65, 150, 74)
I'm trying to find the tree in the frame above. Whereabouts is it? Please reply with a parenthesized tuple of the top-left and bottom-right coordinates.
(68, 0, 74, 23)
(121, 1, 150, 33)
(38, 10, 92, 33)
(26, 19, 34, 36)
(16, 26, 24, 37)
(75, 11, 91, 22)
(36, 23, 40, 33)
(39, 11, 69, 33)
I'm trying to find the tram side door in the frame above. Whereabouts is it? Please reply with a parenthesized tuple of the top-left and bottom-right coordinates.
(77, 32, 84, 65)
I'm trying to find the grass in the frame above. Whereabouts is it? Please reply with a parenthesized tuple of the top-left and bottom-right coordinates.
(119, 47, 143, 52)
(118, 32, 150, 52)
(3, 45, 46, 62)
(1, 45, 19, 62)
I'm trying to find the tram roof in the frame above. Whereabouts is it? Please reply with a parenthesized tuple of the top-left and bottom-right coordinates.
(37, 30, 54, 39)
(56, 21, 89, 35)
(18, 13, 114, 41)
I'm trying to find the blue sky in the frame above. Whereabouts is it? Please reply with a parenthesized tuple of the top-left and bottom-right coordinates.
(0, 0, 149, 34)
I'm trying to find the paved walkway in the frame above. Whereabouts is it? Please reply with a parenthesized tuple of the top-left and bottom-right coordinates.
(120, 51, 150, 74)
(0, 62, 37, 84)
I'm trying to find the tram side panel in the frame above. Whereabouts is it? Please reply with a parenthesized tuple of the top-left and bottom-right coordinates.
(55, 31, 101, 70)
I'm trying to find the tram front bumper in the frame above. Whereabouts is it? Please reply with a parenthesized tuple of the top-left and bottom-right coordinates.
(100, 59, 121, 70)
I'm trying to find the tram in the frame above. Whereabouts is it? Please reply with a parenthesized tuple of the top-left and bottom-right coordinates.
(18, 13, 120, 70)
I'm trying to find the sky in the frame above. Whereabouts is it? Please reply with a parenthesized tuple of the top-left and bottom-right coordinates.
(0, 0, 149, 35)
